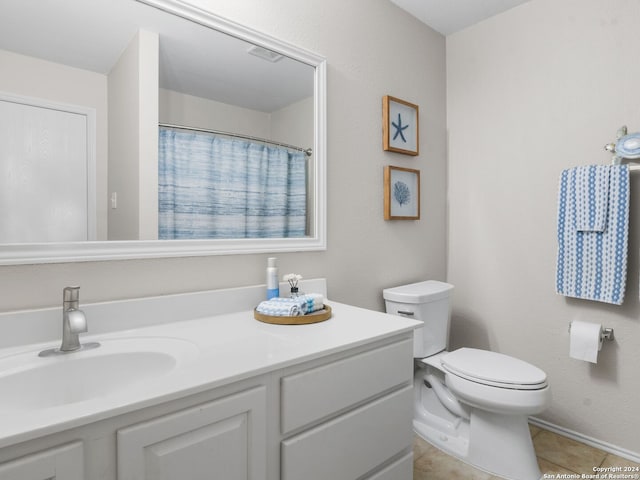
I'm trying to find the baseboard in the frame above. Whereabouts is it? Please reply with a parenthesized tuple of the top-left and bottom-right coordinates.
(529, 416, 640, 464)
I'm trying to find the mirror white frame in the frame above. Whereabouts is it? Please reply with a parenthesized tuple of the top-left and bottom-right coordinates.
(0, 0, 326, 265)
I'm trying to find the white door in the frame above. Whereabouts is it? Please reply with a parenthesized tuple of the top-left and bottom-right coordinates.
(0, 94, 95, 242)
(117, 386, 267, 480)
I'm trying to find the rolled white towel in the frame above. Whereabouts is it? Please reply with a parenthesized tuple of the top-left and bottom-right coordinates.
(256, 297, 306, 316)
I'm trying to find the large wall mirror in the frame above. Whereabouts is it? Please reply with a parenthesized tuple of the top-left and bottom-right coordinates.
(0, 0, 326, 264)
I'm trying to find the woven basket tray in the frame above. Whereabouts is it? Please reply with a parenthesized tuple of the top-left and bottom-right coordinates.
(253, 305, 332, 325)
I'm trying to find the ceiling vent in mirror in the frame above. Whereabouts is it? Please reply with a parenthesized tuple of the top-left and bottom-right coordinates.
(247, 45, 284, 62)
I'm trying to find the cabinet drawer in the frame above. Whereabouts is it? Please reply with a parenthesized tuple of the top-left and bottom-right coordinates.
(281, 385, 413, 480)
(365, 452, 413, 480)
(281, 337, 412, 433)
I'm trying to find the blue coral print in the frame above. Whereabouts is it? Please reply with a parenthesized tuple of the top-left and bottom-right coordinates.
(393, 181, 411, 206)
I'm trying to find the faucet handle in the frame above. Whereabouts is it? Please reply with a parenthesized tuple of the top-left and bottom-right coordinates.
(66, 309, 87, 334)
(63, 286, 80, 306)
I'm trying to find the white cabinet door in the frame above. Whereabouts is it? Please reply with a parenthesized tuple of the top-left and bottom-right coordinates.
(117, 386, 266, 480)
(0, 441, 84, 480)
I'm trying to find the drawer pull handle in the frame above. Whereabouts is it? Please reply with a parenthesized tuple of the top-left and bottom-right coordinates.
(397, 310, 414, 316)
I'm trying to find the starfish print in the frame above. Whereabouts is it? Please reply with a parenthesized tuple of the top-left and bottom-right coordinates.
(391, 113, 409, 143)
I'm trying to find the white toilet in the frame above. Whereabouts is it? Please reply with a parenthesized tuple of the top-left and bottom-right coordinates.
(383, 280, 550, 480)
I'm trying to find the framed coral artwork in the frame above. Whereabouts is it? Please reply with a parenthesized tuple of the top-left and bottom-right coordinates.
(382, 95, 419, 155)
(384, 165, 420, 220)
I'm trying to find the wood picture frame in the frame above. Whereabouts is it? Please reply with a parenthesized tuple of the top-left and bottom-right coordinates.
(382, 95, 419, 156)
(384, 166, 420, 220)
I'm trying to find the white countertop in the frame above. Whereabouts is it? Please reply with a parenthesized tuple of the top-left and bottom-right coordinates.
(0, 283, 419, 449)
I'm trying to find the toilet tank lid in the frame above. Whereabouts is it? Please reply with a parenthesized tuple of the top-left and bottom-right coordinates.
(383, 280, 453, 304)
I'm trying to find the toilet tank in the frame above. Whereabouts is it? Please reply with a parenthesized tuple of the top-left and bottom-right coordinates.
(383, 280, 454, 358)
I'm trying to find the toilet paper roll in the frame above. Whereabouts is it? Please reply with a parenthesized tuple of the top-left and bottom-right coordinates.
(569, 320, 603, 363)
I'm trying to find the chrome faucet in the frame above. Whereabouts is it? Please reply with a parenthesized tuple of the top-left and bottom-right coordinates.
(39, 286, 100, 357)
(61, 286, 86, 351)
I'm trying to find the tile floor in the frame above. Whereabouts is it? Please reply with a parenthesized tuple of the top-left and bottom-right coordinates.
(413, 424, 640, 479)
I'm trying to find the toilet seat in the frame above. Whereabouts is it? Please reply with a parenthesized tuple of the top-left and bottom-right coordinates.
(441, 348, 547, 390)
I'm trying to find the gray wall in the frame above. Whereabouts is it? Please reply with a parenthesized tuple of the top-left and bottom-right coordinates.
(447, 0, 640, 455)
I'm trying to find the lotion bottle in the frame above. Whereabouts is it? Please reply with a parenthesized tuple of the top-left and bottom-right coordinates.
(266, 257, 279, 299)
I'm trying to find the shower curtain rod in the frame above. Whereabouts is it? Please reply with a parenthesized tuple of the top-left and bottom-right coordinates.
(159, 123, 313, 157)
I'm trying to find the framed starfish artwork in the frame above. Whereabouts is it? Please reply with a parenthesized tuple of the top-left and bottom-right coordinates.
(382, 95, 419, 155)
(384, 165, 420, 220)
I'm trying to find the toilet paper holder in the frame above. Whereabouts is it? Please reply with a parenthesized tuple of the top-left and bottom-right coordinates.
(568, 323, 615, 341)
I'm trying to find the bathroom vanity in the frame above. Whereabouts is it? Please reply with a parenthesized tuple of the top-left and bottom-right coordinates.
(0, 279, 419, 480)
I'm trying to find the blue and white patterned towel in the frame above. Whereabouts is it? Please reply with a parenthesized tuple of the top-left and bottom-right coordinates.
(256, 294, 325, 317)
(256, 297, 305, 316)
(572, 165, 610, 232)
(299, 293, 325, 314)
(556, 165, 629, 305)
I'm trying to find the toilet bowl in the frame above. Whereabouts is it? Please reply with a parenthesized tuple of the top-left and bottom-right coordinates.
(383, 281, 550, 480)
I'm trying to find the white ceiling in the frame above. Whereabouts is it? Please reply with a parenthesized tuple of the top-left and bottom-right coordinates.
(390, 0, 531, 35)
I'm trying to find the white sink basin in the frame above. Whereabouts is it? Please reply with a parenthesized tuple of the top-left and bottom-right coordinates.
(0, 337, 199, 411)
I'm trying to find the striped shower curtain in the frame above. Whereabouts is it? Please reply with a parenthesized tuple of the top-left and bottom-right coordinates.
(158, 127, 307, 239)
